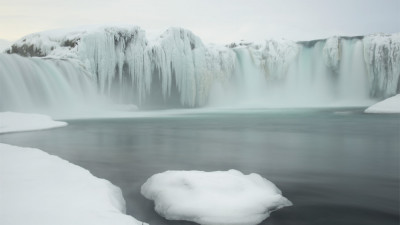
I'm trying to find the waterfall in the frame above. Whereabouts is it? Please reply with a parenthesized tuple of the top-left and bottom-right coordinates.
(208, 38, 383, 108)
(2, 26, 399, 112)
(0, 54, 100, 114)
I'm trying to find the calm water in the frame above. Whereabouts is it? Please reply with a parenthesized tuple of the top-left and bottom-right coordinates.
(1, 108, 399, 225)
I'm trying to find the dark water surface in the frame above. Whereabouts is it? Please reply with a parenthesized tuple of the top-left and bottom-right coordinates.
(1, 108, 399, 225)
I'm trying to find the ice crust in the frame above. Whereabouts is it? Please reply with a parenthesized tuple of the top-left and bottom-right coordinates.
(0, 143, 147, 225)
(365, 94, 400, 113)
(0, 112, 67, 134)
(141, 169, 292, 225)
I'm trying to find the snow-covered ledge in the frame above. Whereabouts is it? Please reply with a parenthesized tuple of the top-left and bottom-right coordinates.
(0, 112, 67, 134)
(0, 143, 147, 225)
(365, 94, 400, 113)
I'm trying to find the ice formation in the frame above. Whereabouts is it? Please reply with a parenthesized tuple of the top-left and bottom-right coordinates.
(365, 94, 400, 113)
(0, 112, 67, 134)
(246, 39, 299, 80)
(6, 26, 236, 107)
(323, 36, 341, 73)
(363, 33, 400, 98)
(0, 143, 147, 225)
(3, 25, 400, 111)
(141, 169, 292, 225)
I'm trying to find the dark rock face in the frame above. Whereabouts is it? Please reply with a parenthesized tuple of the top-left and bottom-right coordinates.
(61, 38, 80, 48)
(7, 44, 46, 57)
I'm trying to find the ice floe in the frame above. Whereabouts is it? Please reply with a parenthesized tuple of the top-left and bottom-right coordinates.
(141, 169, 292, 225)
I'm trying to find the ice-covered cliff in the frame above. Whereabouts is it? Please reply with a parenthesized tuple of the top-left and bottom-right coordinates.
(3, 25, 400, 110)
(6, 26, 236, 108)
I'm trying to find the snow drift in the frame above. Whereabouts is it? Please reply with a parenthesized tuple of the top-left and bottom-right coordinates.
(0, 112, 67, 134)
(365, 94, 400, 113)
(0, 143, 147, 225)
(141, 169, 292, 225)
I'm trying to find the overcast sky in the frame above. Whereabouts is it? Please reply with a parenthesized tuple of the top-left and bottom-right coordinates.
(0, 0, 399, 43)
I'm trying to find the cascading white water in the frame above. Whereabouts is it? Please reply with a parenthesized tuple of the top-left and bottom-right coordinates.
(233, 48, 269, 107)
(0, 54, 101, 114)
(2, 26, 399, 113)
(275, 39, 374, 107)
(208, 39, 378, 108)
(338, 39, 370, 103)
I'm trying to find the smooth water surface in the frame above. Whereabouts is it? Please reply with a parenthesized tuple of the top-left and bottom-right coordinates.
(1, 108, 399, 225)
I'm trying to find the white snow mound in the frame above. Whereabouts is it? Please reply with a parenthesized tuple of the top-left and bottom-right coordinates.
(0, 143, 146, 225)
(365, 94, 400, 113)
(0, 112, 67, 134)
(141, 169, 292, 225)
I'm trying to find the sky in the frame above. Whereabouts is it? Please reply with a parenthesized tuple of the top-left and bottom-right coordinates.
(0, 0, 399, 44)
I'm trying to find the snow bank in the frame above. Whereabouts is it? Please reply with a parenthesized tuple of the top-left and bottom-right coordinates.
(0, 112, 67, 134)
(141, 169, 292, 225)
(0, 143, 146, 225)
(365, 94, 400, 113)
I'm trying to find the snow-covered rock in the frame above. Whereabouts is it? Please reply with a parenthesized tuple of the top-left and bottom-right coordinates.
(365, 94, 400, 113)
(141, 169, 292, 225)
(0, 112, 67, 134)
(0, 143, 146, 225)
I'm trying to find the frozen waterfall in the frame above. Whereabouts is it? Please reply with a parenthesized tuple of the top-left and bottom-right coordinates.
(2, 26, 399, 113)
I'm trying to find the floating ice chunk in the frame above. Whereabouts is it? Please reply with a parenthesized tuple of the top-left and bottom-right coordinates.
(0, 112, 67, 134)
(365, 94, 400, 113)
(0, 143, 146, 225)
(141, 169, 292, 225)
